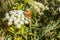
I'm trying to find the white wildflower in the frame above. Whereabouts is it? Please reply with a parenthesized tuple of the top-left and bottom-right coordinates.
(17, 18, 20, 22)
(21, 21, 24, 25)
(21, 14, 24, 17)
(17, 10, 24, 15)
(21, 15, 25, 21)
(25, 17, 29, 20)
(34, 1, 40, 5)
(34, 6, 38, 9)
(9, 17, 13, 22)
(45, 6, 49, 10)
(8, 38, 12, 40)
(8, 22, 12, 26)
(14, 13, 18, 16)
(17, 15, 21, 18)
(13, 17, 17, 20)
(9, 10, 15, 15)
(4, 10, 30, 28)
(16, 24, 21, 28)
(21, 17, 24, 21)
(28, 2, 34, 6)
(5, 13, 9, 16)
(39, 12, 44, 16)
(28, 1, 47, 12)
(24, 20, 29, 24)
(5, 13, 10, 19)
(14, 10, 18, 13)
(34, 6, 40, 12)
(11, 15, 15, 19)
(14, 20, 19, 25)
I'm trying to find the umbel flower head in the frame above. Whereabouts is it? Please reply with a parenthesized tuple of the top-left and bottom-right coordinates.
(28, 1, 49, 12)
(4, 10, 30, 28)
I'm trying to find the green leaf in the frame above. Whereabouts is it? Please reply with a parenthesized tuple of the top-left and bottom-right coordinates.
(8, 26, 15, 34)
(17, 3, 23, 10)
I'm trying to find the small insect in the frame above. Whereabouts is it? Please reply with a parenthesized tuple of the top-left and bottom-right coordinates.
(25, 9, 32, 19)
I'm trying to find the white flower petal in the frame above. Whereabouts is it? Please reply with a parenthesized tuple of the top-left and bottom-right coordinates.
(24, 20, 29, 24)
(21, 21, 24, 25)
(17, 15, 21, 18)
(9, 17, 13, 22)
(8, 22, 12, 26)
(16, 24, 21, 28)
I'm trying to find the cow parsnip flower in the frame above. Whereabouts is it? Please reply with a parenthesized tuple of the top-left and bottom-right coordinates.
(4, 10, 30, 29)
(28, 1, 49, 12)
(5, 13, 10, 20)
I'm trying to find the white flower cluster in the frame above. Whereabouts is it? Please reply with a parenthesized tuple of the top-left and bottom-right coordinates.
(28, 1, 49, 12)
(4, 10, 29, 28)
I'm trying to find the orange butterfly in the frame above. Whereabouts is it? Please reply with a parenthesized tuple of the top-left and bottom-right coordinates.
(25, 9, 32, 19)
